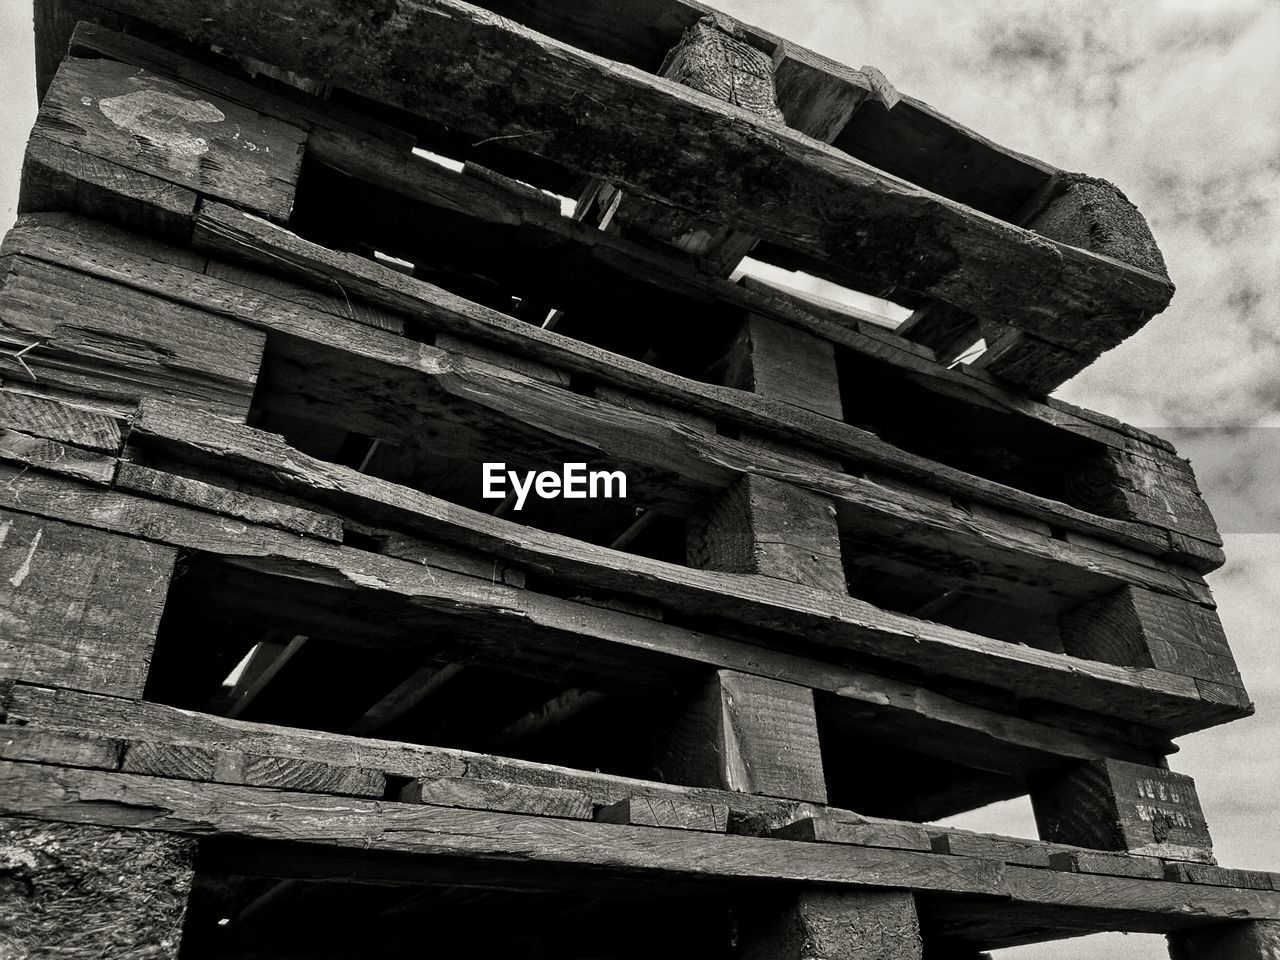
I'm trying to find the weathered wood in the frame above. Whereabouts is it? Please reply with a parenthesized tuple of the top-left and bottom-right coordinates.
(931, 832, 1057, 868)
(1060, 586, 1245, 693)
(596, 796, 730, 833)
(113, 404, 1238, 734)
(1167, 921, 1280, 959)
(14, 205, 1208, 571)
(223, 633, 307, 719)
(20, 133, 198, 241)
(1162, 863, 1279, 891)
(401, 777, 594, 820)
(206, 259, 405, 334)
(121, 739, 386, 797)
(87, 0, 1173, 359)
(36, 55, 305, 220)
(739, 889, 923, 960)
(1032, 759, 1214, 859)
(483, 688, 606, 746)
(710, 313, 844, 419)
(0, 254, 266, 420)
(1, 725, 124, 770)
(0, 817, 195, 959)
(0, 427, 117, 485)
(0, 509, 174, 698)
(658, 670, 828, 803)
(770, 816, 934, 853)
(689, 474, 846, 593)
(1048, 849, 1166, 881)
(0, 388, 124, 452)
(0, 761, 1007, 895)
(116, 460, 343, 541)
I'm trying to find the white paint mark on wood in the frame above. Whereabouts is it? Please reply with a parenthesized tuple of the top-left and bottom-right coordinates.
(8, 527, 42, 588)
(98, 87, 226, 173)
(0, 520, 9, 549)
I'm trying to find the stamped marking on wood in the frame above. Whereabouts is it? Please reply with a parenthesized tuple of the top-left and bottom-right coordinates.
(97, 85, 227, 175)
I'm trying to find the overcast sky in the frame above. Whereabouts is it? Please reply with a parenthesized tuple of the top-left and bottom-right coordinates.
(1, 2, 1277, 957)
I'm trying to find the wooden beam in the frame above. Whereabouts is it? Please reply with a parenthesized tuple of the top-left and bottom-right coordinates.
(739, 889, 923, 960)
(0, 817, 195, 958)
(222, 633, 308, 719)
(0, 761, 1007, 896)
(0, 509, 175, 698)
(85, 0, 1174, 358)
(1031, 759, 1214, 860)
(657, 670, 828, 803)
(595, 796, 729, 833)
(1167, 921, 1280, 959)
(482, 687, 605, 746)
(400, 777, 594, 820)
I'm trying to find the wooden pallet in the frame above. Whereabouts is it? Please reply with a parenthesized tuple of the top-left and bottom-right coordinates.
(1, 5, 1273, 959)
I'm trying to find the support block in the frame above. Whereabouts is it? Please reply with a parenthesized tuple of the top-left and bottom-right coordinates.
(657, 669, 828, 803)
(1167, 921, 1280, 959)
(710, 313, 844, 419)
(0, 509, 176, 698)
(689, 473, 846, 592)
(1059, 586, 1242, 694)
(0, 817, 196, 958)
(739, 889, 922, 960)
(1031, 758, 1212, 858)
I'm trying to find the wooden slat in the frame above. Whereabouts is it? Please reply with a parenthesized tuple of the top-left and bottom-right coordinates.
(770, 816, 934, 853)
(85, 0, 1173, 360)
(0, 254, 266, 421)
(0, 388, 124, 453)
(401, 777, 594, 820)
(0, 761, 1007, 895)
(36, 55, 305, 220)
(595, 796, 729, 833)
(19, 134, 198, 241)
(0, 509, 174, 698)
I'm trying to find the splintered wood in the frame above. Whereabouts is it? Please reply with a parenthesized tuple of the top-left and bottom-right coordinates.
(0, 1, 1271, 957)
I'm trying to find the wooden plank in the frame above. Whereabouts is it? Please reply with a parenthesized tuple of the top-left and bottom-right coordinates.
(113, 405, 1238, 735)
(121, 739, 386, 797)
(401, 777, 594, 820)
(0, 388, 124, 452)
(739, 889, 922, 960)
(116, 461, 343, 542)
(0, 254, 266, 421)
(658, 670, 828, 803)
(770, 817, 934, 853)
(0, 761, 1007, 895)
(1048, 849, 1166, 881)
(87, 0, 1173, 358)
(16, 206, 1208, 571)
(0, 428, 117, 485)
(19, 134, 198, 241)
(483, 688, 605, 746)
(1031, 759, 1214, 859)
(595, 796, 729, 833)
(0, 509, 174, 698)
(1168, 922, 1280, 959)
(1, 725, 123, 770)
(932, 832, 1054, 868)
(0, 817, 194, 959)
(36, 55, 305, 220)
(206, 259, 405, 334)
(1162, 863, 1278, 891)
(347, 662, 466, 735)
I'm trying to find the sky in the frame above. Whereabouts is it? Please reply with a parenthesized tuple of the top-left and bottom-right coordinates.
(1, 2, 1277, 958)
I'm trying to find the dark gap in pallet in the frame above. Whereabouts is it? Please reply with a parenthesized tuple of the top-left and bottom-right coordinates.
(184, 838, 740, 959)
(836, 346, 1095, 506)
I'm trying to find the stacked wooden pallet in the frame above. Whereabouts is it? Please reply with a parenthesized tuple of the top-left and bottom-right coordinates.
(2, 2, 1275, 957)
